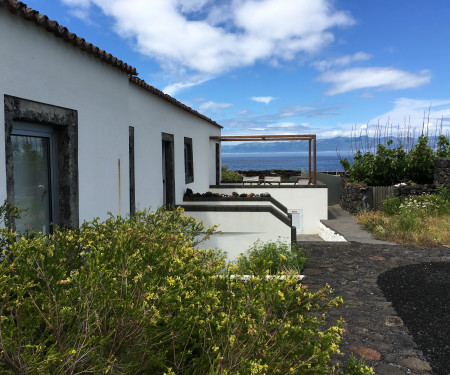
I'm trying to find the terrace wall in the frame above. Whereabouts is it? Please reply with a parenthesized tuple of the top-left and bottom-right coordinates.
(209, 184, 328, 234)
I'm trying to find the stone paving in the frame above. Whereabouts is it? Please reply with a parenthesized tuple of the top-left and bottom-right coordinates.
(299, 241, 450, 375)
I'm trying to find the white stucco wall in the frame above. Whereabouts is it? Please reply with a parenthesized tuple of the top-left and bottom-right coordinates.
(209, 187, 328, 234)
(128, 85, 221, 210)
(186, 211, 292, 260)
(0, 10, 220, 223)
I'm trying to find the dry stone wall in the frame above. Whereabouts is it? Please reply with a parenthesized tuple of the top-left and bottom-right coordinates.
(340, 179, 372, 214)
(341, 158, 450, 213)
(434, 157, 450, 189)
(394, 183, 438, 198)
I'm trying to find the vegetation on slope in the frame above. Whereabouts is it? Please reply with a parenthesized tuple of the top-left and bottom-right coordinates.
(0, 204, 372, 374)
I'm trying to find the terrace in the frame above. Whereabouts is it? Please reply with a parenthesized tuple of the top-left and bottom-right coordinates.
(181, 135, 346, 259)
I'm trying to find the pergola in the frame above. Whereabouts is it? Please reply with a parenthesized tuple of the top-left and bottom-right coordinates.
(210, 134, 317, 184)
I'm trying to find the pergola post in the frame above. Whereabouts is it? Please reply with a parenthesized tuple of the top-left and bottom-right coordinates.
(308, 139, 311, 182)
(313, 135, 317, 184)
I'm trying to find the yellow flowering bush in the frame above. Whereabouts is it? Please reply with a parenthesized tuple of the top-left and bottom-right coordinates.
(0, 205, 370, 374)
(232, 240, 306, 275)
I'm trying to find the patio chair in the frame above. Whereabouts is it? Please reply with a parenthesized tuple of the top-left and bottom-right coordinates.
(263, 176, 281, 185)
(242, 176, 261, 185)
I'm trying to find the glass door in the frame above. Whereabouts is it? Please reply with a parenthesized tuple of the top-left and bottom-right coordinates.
(11, 123, 56, 235)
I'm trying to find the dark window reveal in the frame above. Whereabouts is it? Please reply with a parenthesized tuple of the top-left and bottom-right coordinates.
(184, 137, 194, 184)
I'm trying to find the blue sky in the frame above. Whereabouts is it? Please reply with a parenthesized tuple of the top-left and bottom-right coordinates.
(25, 0, 450, 138)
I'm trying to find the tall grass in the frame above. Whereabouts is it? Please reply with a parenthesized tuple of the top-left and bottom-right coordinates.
(357, 189, 450, 246)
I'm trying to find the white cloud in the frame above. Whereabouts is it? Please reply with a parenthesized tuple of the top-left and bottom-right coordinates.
(198, 101, 233, 114)
(62, 0, 93, 20)
(315, 98, 450, 142)
(368, 98, 450, 133)
(250, 96, 276, 104)
(267, 122, 297, 128)
(61, 0, 354, 76)
(163, 75, 212, 96)
(62, 0, 91, 8)
(317, 128, 354, 138)
(312, 51, 371, 71)
(318, 67, 431, 95)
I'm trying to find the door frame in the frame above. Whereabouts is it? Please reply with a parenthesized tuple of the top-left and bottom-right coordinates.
(215, 142, 220, 185)
(11, 122, 58, 233)
(162, 133, 175, 207)
(4, 95, 79, 229)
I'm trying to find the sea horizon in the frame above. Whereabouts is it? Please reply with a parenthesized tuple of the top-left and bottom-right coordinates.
(222, 152, 348, 172)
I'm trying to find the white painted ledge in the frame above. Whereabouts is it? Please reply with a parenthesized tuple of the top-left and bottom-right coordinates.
(319, 222, 347, 242)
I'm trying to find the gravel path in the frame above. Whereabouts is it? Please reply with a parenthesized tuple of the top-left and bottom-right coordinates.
(300, 242, 450, 375)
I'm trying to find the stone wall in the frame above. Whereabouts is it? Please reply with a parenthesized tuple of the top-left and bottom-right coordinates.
(394, 183, 438, 198)
(341, 180, 441, 213)
(434, 157, 450, 189)
(341, 158, 450, 213)
(340, 179, 372, 214)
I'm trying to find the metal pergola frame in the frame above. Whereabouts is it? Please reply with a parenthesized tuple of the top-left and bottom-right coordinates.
(210, 134, 317, 184)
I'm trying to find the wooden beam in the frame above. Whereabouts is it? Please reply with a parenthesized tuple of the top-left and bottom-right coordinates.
(211, 135, 315, 141)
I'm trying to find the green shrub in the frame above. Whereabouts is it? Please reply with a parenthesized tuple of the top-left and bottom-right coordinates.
(397, 209, 418, 232)
(341, 140, 408, 186)
(437, 185, 450, 203)
(221, 165, 243, 181)
(436, 134, 450, 157)
(232, 240, 307, 275)
(341, 135, 449, 186)
(0, 205, 371, 374)
(382, 196, 401, 216)
(339, 356, 374, 375)
(406, 135, 434, 184)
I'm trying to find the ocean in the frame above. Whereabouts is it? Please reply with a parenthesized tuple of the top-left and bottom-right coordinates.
(222, 152, 346, 172)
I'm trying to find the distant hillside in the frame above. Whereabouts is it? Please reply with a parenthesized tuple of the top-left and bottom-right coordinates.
(221, 135, 437, 154)
(221, 137, 352, 153)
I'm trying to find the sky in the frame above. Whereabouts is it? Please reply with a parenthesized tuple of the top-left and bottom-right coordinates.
(24, 0, 450, 139)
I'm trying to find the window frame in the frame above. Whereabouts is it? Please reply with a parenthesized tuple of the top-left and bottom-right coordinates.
(184, 137, 194, 184)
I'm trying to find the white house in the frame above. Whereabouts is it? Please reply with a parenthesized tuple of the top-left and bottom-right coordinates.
(0, 0, 222, 235)
(0, 0, 333, 259)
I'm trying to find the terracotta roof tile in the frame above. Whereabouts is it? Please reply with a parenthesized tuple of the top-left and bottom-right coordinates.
(0, 0, 137, 75)
(130, 77, 223, 129)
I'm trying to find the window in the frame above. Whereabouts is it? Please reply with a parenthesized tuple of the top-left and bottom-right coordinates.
(184, 137, 194, 184)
